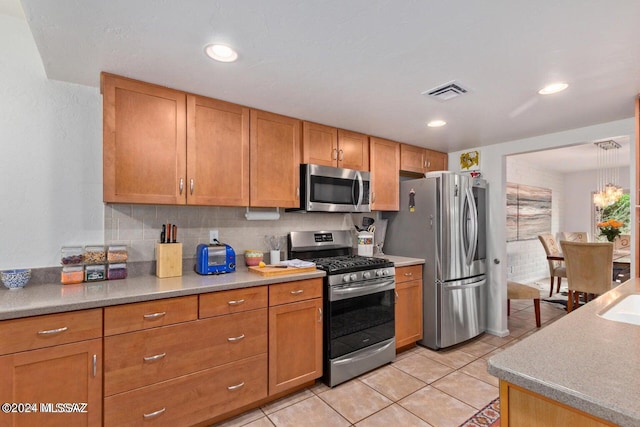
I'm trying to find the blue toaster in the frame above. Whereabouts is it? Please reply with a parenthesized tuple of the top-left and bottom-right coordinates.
(195, 243, 236, 275)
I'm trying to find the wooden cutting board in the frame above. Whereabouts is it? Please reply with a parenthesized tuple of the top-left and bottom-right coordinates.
(248, 265, 317, 276)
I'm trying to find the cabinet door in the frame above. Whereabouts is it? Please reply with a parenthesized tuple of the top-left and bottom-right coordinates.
(395, 279, 423, 349)
(250, 110, 301, 207)
(268, 298, 322, 395)
(302, 121, 338, 167)
(102, 73, 187, 204)
(400, 143, 427, 174)
(0, 339, 102, 427)
(337, 129, 369, 171)
(425, 149, 448, 172)
(370, 137, 400, 211)
(186, 95, 250, 206)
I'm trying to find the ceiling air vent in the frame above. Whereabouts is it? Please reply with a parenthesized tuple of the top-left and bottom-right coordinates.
(422, 81, 470, 101)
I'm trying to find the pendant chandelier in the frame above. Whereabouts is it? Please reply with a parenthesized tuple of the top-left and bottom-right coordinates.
(592, 140, 623, 209)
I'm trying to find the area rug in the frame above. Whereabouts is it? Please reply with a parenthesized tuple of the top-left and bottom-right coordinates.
(459, 397, 500, 427)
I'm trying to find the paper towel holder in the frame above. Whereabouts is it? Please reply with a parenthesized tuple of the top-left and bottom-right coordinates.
(245, 207, 280, 221)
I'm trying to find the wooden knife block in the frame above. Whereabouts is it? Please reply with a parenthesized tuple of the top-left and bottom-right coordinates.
(156, 243, 183, 278)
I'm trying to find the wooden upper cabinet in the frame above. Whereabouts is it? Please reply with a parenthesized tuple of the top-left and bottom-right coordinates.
(425, 149, 448, 172)
(400, 143, 448, 175)
(250, 110, 301, 208)
(337, 129, 369, 171)
(302, 123, 369, 170)
(370, 137, 399, 211)
(102, 73, 187, 204)
(187, 95, 250, 206)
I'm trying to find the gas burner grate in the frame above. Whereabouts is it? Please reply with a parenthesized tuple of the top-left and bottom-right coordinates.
(310, 255, 392, 274)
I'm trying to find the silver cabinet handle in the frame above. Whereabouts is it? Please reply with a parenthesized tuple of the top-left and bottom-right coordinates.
(143, 311, 166, 319)
(227, 334, 245, 342)
(92, 354, 97, 377)
(318, 308, 322, 322)
(332, 148, 338, 160)
(227, 299, 245, 306)
(179, 178, 184, 195)
(143, 352, 167, 362)
(143, 408, 166, 419)
(227, 382, 245, 391)
(395, 291, 399, 304)
(190, 178, 194, 194)
(37, 326, 68, 335)
(404, 272, 413, 277)
(296, 186, 300, 198)
(339, 149, 344, 161)
(290, 289, 304, 295)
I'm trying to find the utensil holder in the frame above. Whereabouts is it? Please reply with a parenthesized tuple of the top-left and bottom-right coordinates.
(156, 243, 183, 278)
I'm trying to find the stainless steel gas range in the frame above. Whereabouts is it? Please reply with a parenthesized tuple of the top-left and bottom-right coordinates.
(288, 230, 396, 387)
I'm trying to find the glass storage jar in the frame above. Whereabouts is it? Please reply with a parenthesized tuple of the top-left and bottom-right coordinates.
(61, 246, 83, 265)
(83, 245, 106, 264)
(61, 266, 84, 284)
(107, 263, 128, 280)
(107, 245, 128, 263)
(85, 264, 106, 282)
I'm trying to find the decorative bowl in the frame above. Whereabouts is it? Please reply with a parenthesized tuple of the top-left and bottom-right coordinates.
(244, 250, 263, 266)
(1, 269, 31, 290)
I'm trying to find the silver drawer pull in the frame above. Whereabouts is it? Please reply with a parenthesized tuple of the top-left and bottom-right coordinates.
(227, 299, 245, 306)
(37, 326, 68, 335)
(227, 334, 245, 342)
(143, 407, 166, 419)
(290, 289, 304, 295)
(143, 311, 166, 319)
(143, 352, 167, 362)
(227, 382, 245, 391)
(404, 272, 413, 277)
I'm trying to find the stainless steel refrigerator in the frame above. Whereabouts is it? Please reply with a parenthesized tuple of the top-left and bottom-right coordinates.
(383, 171, 487, 349)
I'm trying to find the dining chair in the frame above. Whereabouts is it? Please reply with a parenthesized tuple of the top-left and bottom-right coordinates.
(538, 234, 567, 297)
(559, 241, 614, 313)
(559, 231, 589, 242)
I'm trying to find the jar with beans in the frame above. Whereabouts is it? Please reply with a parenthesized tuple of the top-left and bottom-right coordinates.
(61, 266, 84, 284)
(107, 263, 128, 280)
(61, 247, 83, 265)
(83, 245, 106, 264)
(107, 245, 128, 263)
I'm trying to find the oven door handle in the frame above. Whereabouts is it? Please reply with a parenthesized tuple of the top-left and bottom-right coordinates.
(330, 279, 395, 301)
(333, 339, 395, 365)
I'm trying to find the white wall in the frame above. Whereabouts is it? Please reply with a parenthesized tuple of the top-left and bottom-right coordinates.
(449, 119, 636, 337)
(506, 157, 564, 284)
(0, 15, 103, 269)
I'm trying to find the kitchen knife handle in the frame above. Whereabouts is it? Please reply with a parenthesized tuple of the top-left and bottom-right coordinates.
(166, 223, 171, 243)
(172, 225, 177, 243)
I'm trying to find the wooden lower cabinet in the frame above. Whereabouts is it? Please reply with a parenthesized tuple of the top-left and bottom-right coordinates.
(104, 309, 267, 396)
(0, 338, 102, 427)
(104, 354, 267, 427)
(268, 279, 323, 395)
(500, 381, 615, 427)
(395, 265, 423, 349)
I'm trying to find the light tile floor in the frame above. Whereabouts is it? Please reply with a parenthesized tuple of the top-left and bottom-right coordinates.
(213, 297, 566, 427)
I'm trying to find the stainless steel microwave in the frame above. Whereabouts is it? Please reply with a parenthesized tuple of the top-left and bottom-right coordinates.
(291, 164, 371, 213)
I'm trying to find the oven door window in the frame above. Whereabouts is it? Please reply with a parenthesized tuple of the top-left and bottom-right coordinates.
(328, 289, 395, 359)
(310, 175, 358, 205)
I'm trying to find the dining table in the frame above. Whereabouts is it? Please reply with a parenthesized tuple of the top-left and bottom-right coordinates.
(547, 251, 631, 283)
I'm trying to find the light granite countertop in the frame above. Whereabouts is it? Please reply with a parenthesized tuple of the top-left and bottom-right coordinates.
(0, 254, 423, 321)
(488, 278, 640, 427)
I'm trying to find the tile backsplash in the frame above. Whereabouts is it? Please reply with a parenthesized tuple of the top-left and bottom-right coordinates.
(105, 204, 359, 263)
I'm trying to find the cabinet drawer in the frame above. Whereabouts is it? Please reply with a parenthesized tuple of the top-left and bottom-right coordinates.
(104, 296, 197, 336)
(104, 309, 267, 396)
(395, 265, 423, 284)
(269, 278, 323, 306)
(104, 353, 268, 427)
(199, 286, 268, 318)
(0, 309, 102, 355)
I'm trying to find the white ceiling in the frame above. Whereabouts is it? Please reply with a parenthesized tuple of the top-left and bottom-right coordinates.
(8, 0, 640, 155)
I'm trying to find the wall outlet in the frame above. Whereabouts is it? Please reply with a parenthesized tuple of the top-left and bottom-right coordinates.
(209, 229, 219, 244)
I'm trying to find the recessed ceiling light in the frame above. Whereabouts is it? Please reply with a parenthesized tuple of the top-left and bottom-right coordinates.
(205, 44, 238, 62)
(427, 120, 447, 128)
(538, 82, 568, 95)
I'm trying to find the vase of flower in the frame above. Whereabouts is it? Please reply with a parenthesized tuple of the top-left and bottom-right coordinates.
(597, 219, 623, 242)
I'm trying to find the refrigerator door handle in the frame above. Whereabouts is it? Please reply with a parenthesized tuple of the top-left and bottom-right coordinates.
(463, 186, 478, 266)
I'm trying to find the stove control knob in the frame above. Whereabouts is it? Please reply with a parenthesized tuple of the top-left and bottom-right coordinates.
(383, 269, 389, 276)
(375, 270, 383, 277)
(362, 271, 371, 279)
(350, 273, 358, 282)
(342, 274, 351, 283)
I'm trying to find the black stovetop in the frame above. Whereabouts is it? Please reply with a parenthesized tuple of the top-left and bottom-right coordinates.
(308, 255, 393, 274)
